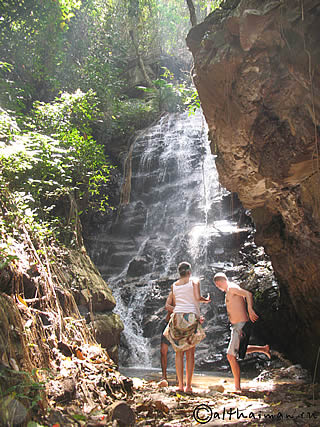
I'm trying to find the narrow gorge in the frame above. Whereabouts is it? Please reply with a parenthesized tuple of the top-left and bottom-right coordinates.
(86, 110, 278, 375)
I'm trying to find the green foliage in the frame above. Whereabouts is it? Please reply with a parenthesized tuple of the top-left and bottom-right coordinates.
(0, 91, 114, 244)
(138, 67, 201, 114)
(0, 0, 221, 245)
(0, 367, 45, 425)
(0, 0, 84, 111)
(177, 83, 201, 115)
(30, 89, 102, 136)
(0, 1, 62, 108)
(0, 0, 221, 112)
(0, 107, 21, 141)
(0, 247, 19, 270)
(156, 0, 191, 55)
(0, 61, 26, 112)
(58, 0, 82, 26)
(139, 80, 183, 114)
(129, 0, 223, 55)
(206, 0, 224, 13)
(110, 98, 156, 138)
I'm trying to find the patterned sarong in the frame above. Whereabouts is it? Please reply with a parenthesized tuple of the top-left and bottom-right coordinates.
(163, 312, 206, 352)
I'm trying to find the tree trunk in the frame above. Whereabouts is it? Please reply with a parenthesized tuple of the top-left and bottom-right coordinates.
(186, 0, 197, 27)
(129, 30, 155, 88)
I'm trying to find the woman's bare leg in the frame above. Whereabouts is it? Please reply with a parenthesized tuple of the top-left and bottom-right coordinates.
(175, 351, 184, 391)
(185, 346, 195, 392)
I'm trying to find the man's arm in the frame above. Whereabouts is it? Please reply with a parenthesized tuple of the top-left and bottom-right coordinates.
(230, 285, 259, 322)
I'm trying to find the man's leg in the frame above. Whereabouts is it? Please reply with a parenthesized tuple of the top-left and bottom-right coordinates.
(246, 344, 271, 358)
(175, 350, 184, 391)
(227, 353, 241, 392)
(160, 342, 168, 379)
(185, 346, 195, 392)
(227, 324, 242, 392)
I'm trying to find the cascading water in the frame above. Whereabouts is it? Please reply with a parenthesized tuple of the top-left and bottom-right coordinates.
(88, 110, 253, 369)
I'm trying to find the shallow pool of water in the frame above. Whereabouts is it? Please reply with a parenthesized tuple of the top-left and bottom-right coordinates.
(119, 366, 256, 390)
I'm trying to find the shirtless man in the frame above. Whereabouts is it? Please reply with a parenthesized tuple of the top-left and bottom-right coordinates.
(213, 272, 270, 392)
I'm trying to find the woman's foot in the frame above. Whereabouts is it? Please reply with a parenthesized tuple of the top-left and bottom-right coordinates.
(185, 386, 193, 394)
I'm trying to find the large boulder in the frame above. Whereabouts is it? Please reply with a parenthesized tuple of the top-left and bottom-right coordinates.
(60, 249, 116, 312)
(94, 313, 124, 364)
(187, 0, 320, 376)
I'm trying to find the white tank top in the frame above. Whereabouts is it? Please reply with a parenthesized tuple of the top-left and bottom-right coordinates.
(173, 280, 199, 316)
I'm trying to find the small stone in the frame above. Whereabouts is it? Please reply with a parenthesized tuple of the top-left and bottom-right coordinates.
(209, 384, 225, 393)
(157, 379, 169, 388)
(108, 401, 135, 426)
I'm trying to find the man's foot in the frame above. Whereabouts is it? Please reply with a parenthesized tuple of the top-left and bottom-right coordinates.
(263, 345, 271, 359)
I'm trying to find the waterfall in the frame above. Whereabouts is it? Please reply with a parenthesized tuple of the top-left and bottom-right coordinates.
(88, 110, 251, 368)
(128, 110, 227, 276)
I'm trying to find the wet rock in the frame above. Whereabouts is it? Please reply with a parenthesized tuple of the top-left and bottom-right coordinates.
(275, 364, 312, 381)
(85, 109, 293, 375)
(127, 256, 150, 277)
(94, 313, 124, 364)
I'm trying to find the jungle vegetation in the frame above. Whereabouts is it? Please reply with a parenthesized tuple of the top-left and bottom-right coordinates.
(0, 0, 222, 247)
(1, 1, 224, 423)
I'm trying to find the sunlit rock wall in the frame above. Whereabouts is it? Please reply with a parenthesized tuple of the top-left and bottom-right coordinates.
(187, 0, 320, 375)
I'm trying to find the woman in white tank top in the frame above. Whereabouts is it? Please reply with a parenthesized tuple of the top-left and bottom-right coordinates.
(163, 262, 211, 393)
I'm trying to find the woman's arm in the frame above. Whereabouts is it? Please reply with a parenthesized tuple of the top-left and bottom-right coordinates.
(193, 281, 211, 303)
(165, 287, 175, 312)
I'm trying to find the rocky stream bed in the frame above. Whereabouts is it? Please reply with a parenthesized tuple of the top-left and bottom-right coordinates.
(28, 345, 320, 427)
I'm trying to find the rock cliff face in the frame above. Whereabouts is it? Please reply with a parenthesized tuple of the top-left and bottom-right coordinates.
(187, 0, 320, 375)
